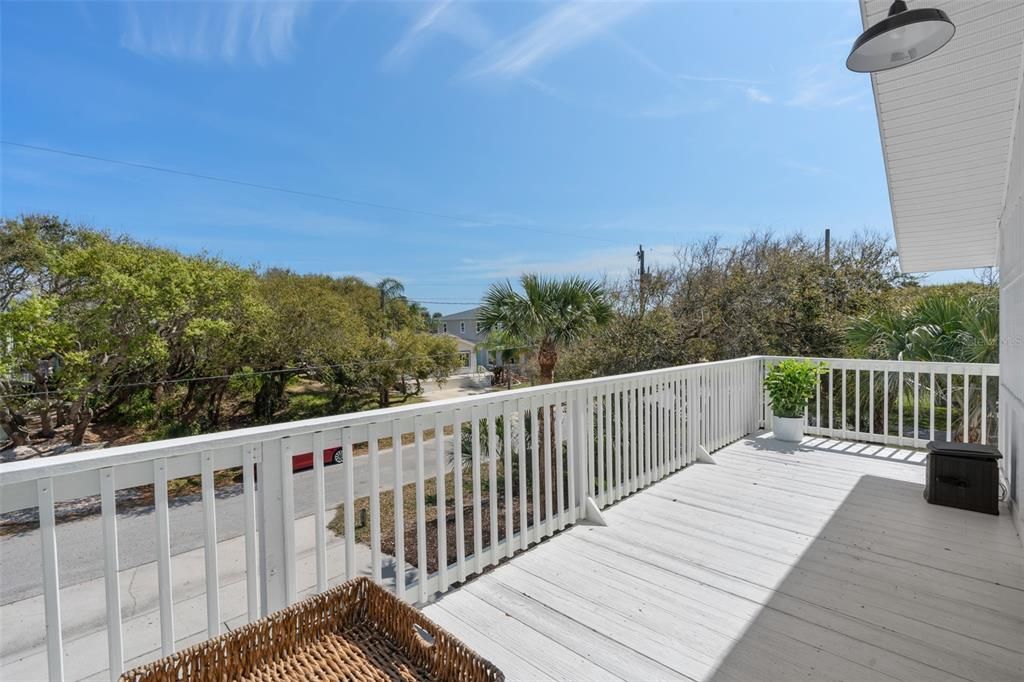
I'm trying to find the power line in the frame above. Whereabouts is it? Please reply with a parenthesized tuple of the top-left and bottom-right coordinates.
(0, 344, 534, 400)
(2, 140, 621, 245)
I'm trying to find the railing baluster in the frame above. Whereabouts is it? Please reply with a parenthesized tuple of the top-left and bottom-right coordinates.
(913, 371, 920, 447)
(613, 384, 623, 498)
(414, 416, 428, 602)
(343, 427, 356, 582)
(643, 379, 652, 484)
(529, 397, 541, 543)
(618, 385, 626, 491)
(652, 379, 661, 477)
(392, 420, 406, 600)
(312, 432, 327, 593)
(100, 468, 123, 681)
(154, 458, 174, 655)
(569, 387, 577, 520)
(963, 369, 970, 443)
(280, 439, 296, 605)
(884, 370, 890, 445)
(242, 444, 259, 620)
(486, 405, 499, 566)
(454, 408, 468, 581)
(815, 367, 821, 433)
(929, 371, 936, 443)
(201, 452, 221, 636)
(554, 393, 566, 527)
(869, 370, 875, 440)
(823, 366, 831, 436)
(673, 375, 681, 470)
(607, 385, 616, 493)
(436, 411, 451, 586)
(981, 368, 988, 445)
(657, 378, 665, 476)
(596, 389, 606, 506)
(854, 369, 861, 436)
(946, 370, 953, 441)
(897, 368, 904, 446)
(470, 405, 483, 571)
(516, 400, 529, 550)
(690, 372, 698, 463)
(542, 393, 554, 536)
(368, 425, 382, 584)
(38, 478, 64, 682)
(841, 366, 848, 439)
(501, 402, 514, 557)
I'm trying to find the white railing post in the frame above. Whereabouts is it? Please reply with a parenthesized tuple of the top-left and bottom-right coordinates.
(38, 478, 64, 682)
(257, 438, 289, 615)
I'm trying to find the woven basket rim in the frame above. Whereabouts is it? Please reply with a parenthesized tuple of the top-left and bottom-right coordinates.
(120, 576, 504, 682)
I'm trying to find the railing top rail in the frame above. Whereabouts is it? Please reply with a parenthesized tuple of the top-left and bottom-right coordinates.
(761, 356, 1000, 373)
(0, 355, 763, 485)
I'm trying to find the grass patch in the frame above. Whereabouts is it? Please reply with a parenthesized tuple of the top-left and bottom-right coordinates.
(328, 471, 468, 545)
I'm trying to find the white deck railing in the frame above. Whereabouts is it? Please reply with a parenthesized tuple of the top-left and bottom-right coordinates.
(0, 356, 1000, 681)
(763, 357, 1001, 448)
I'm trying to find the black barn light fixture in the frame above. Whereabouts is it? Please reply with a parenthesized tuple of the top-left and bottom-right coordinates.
(847, 0, 955, 73)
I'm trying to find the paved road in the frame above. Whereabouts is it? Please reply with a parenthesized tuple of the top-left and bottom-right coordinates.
(0, 437, 455, 605)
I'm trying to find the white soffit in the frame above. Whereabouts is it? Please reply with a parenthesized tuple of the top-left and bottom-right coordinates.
(861, 0, 1024, 273)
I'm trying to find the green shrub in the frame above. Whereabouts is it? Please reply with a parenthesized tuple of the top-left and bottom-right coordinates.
(764, 359, 827, 418)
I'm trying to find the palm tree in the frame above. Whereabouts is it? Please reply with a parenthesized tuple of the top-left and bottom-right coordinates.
(478, 274, 612, 384)
(846, 289, 998, 441)
(375, 277, 406, 309)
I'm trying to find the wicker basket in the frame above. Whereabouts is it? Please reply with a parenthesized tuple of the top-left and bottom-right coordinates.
(120, 577, 503, 682)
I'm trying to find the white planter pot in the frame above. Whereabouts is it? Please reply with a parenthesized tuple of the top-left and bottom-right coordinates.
(773, 415, 804, 443)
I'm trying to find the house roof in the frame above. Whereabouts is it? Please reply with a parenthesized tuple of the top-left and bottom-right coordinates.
(861, 0, 1024, 272)
(440, 306, 482, 321)
(438, 333, 476, 351)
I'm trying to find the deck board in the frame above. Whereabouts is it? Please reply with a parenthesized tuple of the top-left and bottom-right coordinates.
(423, 433, 1024, 681)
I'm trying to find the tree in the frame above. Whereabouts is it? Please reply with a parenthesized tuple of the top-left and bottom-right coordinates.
(846, 285, 998, 442)
(846, 285, 998, 363)
(478, 274, 612, 384)
(250, 270, 367, 420)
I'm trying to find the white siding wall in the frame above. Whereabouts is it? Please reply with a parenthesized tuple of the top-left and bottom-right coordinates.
(1000, 79, 1024, 545)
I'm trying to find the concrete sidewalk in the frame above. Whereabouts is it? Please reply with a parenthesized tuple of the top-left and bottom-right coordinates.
(0, 513, 407, 681)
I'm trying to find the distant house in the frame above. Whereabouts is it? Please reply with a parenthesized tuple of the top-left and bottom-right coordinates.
(438, 307, 526, 374)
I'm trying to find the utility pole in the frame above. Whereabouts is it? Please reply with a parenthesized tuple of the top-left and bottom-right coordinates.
(824, 228, 831, 267)
(636, 244, 647, 316)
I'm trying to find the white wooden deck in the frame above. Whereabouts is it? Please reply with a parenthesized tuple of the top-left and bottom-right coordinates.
(423, 433, 1024, 681)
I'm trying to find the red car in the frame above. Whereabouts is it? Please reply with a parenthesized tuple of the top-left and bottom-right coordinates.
(291, 446, 343, 472)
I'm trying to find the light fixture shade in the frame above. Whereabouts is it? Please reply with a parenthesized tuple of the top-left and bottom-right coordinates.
(847, 3, 955, 73)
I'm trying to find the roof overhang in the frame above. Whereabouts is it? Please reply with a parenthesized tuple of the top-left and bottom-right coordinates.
(860, 0, 1024, 273)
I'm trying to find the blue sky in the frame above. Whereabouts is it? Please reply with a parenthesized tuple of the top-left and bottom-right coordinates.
(1, 1, 975, 314)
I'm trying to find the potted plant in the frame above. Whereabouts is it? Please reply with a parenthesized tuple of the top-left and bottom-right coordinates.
(763, 359, 827, 442)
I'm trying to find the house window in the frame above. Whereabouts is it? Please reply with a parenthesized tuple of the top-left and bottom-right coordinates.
(442, 323, 447, 333)
(476, 321, 484, 333)
(460, 321, 465, 333)
(459, 351, 471, 367)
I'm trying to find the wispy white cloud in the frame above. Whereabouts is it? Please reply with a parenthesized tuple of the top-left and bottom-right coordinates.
(745, 87, 772, 104)
(469, 2, 643, 78)
(637, 98, 720, 119)
(120, 1, 308, 65)
(677, 73, 761, 85)
(456, 244, 676, 281)
(786, 64, 866, 109)
(383, 0, 492, 68)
